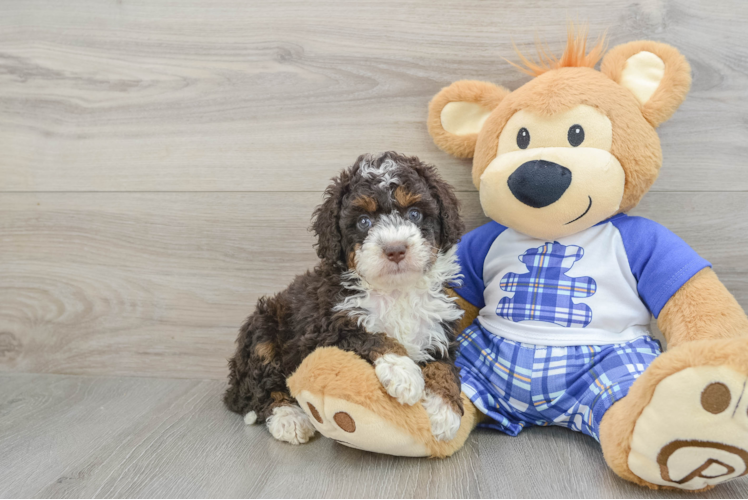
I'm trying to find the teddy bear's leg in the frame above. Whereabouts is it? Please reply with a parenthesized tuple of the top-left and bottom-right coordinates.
(599, 268, 748, 490)
(599, 337, 748, 491)
(287, 346, 482, 458)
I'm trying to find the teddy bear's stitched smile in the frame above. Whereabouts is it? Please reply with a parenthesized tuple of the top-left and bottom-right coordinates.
(565, 196, 593, 225)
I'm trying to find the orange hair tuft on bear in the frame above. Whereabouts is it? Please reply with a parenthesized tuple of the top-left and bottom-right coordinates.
(507, 24, 607, 77)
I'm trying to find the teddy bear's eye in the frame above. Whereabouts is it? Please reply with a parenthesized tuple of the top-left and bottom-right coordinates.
(568, 124, 585, 147)
(517, 127, 530, 149)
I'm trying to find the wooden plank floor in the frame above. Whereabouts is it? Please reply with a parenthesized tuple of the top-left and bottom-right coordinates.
(1, 372, 746, 499)
(1, 0, 748, 497)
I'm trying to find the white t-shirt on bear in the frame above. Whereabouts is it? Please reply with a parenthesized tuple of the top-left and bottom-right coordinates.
(454, 214, 710, 346)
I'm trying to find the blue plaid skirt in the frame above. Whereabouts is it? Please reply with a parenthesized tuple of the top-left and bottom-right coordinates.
(456, 321, 662, 441)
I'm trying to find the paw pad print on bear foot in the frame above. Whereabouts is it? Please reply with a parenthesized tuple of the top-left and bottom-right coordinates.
(628, 366, 748, 490)
(307, 402, 357, 433)
(294, 390, 430, 457)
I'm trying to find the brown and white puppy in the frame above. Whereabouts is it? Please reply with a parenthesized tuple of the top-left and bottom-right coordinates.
(224, 151, 466, 445)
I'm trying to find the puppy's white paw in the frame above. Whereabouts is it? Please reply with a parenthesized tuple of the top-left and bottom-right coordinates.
(374, 353, 424, 405)
(266, 405, 316, 445)
(422, 391, 461, 442)
(244, 411, 258, 425)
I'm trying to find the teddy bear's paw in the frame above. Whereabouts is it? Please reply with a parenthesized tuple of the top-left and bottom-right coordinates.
(294, 389, 432, 457)
(266, 405, 316, 445)
(422, 391, 461, 441)
(628, 365, 748, 490)
(374, 353, 425, 405)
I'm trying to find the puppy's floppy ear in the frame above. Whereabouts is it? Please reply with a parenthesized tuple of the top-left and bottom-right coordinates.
(311, 169, 350, 265)
(601, 41, 691, 128)
(428, 80, 509, 159)
(416, 162, 464, 251)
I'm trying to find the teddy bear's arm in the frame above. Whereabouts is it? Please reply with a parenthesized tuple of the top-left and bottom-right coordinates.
(447, 288, 480, 332)
(657, 268, 748, 349)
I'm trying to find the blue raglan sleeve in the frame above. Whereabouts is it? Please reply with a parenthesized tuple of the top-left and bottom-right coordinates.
(611, 216, 711, 318)
(453, 221, 507, 309)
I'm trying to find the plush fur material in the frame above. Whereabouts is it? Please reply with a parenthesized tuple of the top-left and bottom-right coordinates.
(225, 151, 466, 442)
(287, 27, 748, 492)
(601, 40, 692, 128)
(507, 24, 607, 77)
(437, 68, 664, 216)
(287, 346, 483, 458)
(431, 25, 748, 491)
(600, 337, 748, 491)
(427, 40, 689, 218)
(598, 268, 748, 489)
(657, 268, 748, 348)
(428, 80, 509, 159)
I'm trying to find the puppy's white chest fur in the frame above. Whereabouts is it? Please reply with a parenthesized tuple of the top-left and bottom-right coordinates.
(357, 288, 459, 362)
(335, 248, 463, 363)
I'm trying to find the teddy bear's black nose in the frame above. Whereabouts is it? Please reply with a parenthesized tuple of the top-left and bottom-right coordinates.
(507, 159, 572, 208)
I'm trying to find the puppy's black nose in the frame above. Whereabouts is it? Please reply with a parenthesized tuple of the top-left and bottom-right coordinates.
(384, 245, 407, 263)
(507, 160, 572, 208)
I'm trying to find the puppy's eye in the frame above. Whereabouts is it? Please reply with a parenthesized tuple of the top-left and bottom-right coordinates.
(517, 127, 530, 149)
(357, 215, 372, 231)
(407, 208, 422, 223)
(568, 124, 584, 147)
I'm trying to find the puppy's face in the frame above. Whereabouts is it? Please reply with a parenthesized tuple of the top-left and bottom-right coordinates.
(343, 172, 440, 289)
(312, 153, 463, 290)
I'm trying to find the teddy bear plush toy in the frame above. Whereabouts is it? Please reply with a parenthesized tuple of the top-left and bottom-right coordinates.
(287, 29, 748, 491)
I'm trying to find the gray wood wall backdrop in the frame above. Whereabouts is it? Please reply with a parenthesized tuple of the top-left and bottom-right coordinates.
(1, 1, 748, 380)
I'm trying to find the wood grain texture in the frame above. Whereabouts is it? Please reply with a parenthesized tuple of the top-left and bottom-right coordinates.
(2, 1, 748, 497)
(1, 191, 746, 379)
(0, 0, 747, 192)
(1, 373, 746, 499)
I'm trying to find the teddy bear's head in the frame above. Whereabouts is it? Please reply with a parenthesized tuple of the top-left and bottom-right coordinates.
(428, 29, 691, 240)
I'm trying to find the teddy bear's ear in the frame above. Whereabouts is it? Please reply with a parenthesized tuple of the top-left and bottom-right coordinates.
(428, 80, 509, 158)
(601, 41, 691, 128)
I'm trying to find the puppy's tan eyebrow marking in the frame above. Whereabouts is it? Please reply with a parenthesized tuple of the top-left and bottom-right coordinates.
(394, 186, 422, 207)
(352, 195, 377, 212)
(255, 341, 276, 364)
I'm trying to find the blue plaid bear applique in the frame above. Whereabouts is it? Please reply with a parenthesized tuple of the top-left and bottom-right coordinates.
(496, 242, 597, 328)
